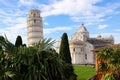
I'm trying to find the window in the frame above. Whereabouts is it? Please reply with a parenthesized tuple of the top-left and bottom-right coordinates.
(73, 48, 75, 52)
(81, 48, 84, 52)
(85, 54, 87, 60)
(33, 14, 36, 17)
(34, 20, 36, 23)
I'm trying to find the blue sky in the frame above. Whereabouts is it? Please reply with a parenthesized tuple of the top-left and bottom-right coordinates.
(0, 0, 120, 45)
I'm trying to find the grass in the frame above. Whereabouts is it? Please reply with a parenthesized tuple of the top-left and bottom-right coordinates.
(74, 65, 96, 80)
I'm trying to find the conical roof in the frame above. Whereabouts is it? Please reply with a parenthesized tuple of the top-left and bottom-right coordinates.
(77, 24, 88, 33)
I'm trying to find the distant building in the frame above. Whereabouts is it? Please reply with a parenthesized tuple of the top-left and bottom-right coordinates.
(56, 24, 114, 64)
(27, 9, 43, 46)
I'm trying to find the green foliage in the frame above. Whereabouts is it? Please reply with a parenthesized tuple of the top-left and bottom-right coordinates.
(34, 38, 56, 51)
(14, 47, 63, 80)
(0, 36, 78, 80)
(0, 36, 64, 80)
(97, 48, 114, 61)
(98, 61, 110, 72)
(0, 49, 16, 80)
(97, 47, 120, 79)
(102, 73, 115, 80)
(59, 33, 71, 64)
(59, 33, 77, 80)
(0, 35, 16, 54)
(63, 63, 77, 80)
(15, 35, 22, 47)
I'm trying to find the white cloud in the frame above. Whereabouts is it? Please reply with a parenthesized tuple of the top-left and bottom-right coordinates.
(44, 26, 72, 34)
(0, 21, 27, 44)
(0, 8, 27, 44)
(40, 0, 120, 24)
(0, 0, 120, 45)
(44, 22, 49, 25)
(18, 0, 36, 6)
(97, 24, 108, 29)
(0, 24, 27, 44)
(41, 0, 98, 17)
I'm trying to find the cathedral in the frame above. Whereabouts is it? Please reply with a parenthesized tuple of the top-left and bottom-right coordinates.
(56, 24, 114, 64)
(26, 9, 114, 65)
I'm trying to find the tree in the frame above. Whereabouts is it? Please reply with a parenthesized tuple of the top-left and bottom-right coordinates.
(0, 37, 64, 80)
(15, 35, 22, 47)
(34, 38, 56, 51)
(59, 33, 77, 80)
(97, 47, 120, 80)
(0, 36, 16, 79)
(59, 33, 72, 64)
(0, 36, 16, 54)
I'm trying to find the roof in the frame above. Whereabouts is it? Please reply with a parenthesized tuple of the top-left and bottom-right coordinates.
(88, 38, 113, 48)
(94, 44, 120, 52)
(77, 24, 88, 33)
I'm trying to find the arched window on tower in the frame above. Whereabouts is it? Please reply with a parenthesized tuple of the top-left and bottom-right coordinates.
(34, 20, 36, 23)
(33, 14, 36, 17)
(73, 48, 75, 52)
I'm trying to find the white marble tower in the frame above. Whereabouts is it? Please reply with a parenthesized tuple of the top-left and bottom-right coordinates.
(27, 9, 43, 46)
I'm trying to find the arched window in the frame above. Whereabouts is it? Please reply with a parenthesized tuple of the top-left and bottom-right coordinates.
(33, 14, 36, 17)
(73, 48, 75, 52)
(85, 54, 87, 60)
(34, 20, 36, 23)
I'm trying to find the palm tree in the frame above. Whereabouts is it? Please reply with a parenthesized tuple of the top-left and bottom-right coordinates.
(97, 47, 120, 80)
(13, 40, 63, 80)
(97, 48, 113, 73)
(0, 37, 64, 80)
(0, 36, 16, 79)
(33, 38, 56, 51)
(0, 36, 17, 54)
(101, 73, 115, 80)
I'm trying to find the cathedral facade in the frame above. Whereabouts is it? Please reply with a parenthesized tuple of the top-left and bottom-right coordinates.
(57, 24, 114, 64)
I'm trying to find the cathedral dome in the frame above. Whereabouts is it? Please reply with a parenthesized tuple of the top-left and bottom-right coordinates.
(77, 24, 88, 33)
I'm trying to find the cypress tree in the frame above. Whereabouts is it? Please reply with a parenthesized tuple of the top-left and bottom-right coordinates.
(15, 35, 22, 47)
(59, 33, 77, 80)
(59, 33, 72, 64)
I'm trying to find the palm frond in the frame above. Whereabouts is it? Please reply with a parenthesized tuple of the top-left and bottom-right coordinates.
(34, 38, 56, 51)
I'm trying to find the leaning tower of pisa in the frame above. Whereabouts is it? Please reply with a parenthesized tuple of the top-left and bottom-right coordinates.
(27, 9, 43, 46)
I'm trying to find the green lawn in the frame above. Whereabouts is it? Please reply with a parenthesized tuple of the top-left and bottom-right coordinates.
(74, 65, 96, 80)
